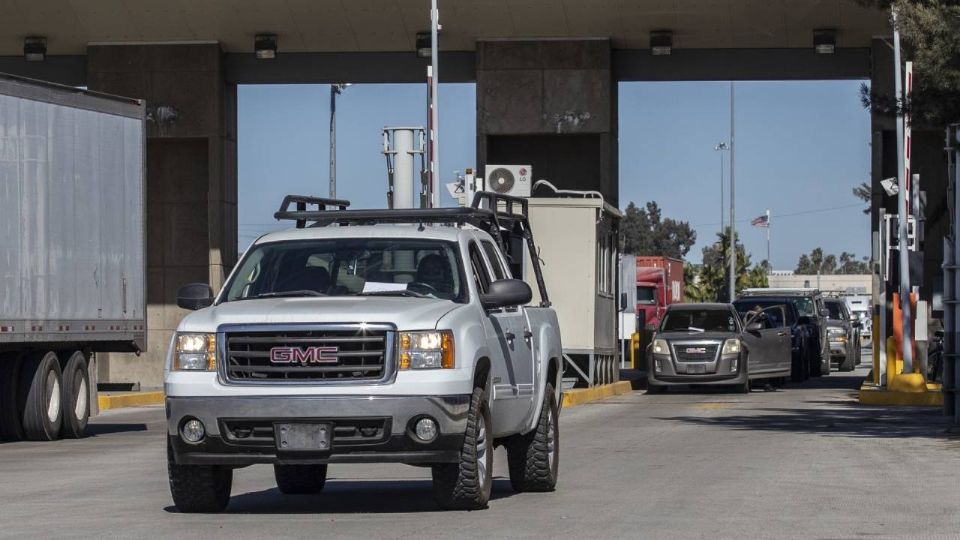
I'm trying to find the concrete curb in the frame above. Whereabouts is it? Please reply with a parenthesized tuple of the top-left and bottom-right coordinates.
(98, 391, 165, 411)
(561, 381, 633, 408)
(858, 383, 943, 407)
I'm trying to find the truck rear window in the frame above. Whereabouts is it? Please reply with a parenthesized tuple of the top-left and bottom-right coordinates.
(223, 239, 466, 303)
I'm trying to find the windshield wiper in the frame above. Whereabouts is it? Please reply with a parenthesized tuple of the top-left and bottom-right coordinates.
(356, 290, 429, 298)
(251, 290, 327, 299)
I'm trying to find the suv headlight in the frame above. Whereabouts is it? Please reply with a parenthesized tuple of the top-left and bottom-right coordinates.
(652, 338, 669, 356)
(174, 333, 216, 371)
(399, 331, 454, 369)
(828, 327, 847, 342)
(722, 338, 741, 355)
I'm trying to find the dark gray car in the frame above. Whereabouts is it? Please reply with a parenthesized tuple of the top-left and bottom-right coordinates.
(824, 297, 860, 371)
(647, 303, 792, 394)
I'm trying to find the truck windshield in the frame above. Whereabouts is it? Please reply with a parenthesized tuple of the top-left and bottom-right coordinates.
(660, 309, 737, 333)
(223, 239, 466, 303)
(637, 286, 657, 305)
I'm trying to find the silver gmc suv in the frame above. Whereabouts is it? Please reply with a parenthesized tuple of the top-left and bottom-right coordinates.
(165, 195, 563, 512)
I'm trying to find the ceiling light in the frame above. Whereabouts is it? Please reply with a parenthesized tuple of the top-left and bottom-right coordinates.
(255, 34, 277, 60)
(24, 36, 46, 62)
(814, 29, 836, 54)
(650, 30, 672, 56)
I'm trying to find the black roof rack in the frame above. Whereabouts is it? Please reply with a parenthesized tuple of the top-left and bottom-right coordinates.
(271, 191, 551, 307)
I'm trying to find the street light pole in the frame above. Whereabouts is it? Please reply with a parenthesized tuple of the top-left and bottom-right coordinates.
(714, 142, 728, 233)
(329, 83, 351, 199)
(728, 81, 737, 303)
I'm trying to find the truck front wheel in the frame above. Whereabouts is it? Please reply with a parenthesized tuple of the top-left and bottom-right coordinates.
(431, 386, 492, 510)
(507, 383, 559, 492)
(167, 442, 232, 513)
(274, 464, 327, 494)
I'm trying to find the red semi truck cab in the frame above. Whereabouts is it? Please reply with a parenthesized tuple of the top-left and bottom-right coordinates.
(635, 256, 684, 329)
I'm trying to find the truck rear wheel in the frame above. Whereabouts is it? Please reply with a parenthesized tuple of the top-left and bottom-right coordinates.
(0, 354, 25, 441)
(431, 386, 492, 510)
(167, 441, 232, 513)
(20, 351, 63, 441)
(274, 464, 328, 494)
(507, 383, 559, 492)
(60, 351, 90, 439)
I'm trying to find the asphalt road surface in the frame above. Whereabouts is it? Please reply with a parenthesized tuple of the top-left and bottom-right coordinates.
(2, 363, 958, 539)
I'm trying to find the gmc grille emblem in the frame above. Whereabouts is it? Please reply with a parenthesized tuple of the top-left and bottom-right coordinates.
(685, 347, 707, 354)
(270, 346, 339, 364)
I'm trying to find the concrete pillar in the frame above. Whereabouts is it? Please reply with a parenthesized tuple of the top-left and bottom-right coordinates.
(87, 44, 238, 388)
(476, 39, 618, 206)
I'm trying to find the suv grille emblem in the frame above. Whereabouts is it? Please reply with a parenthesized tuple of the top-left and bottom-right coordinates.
(685, 347, 707, 354)
(270, 346, 339, 364)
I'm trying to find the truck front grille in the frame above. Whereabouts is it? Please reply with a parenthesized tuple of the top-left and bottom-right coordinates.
(220, 418, 390, 448)
(672, 342, 720, 362)
(221, 325, 394, 384)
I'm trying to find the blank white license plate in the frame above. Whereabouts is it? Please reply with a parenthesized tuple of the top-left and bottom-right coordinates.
(275, 423, 332, 451)
(687, 364, 706, 374)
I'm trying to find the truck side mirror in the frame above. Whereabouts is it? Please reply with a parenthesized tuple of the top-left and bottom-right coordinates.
(481, 279, 532, 310)
(819, 308, 829, 318)
(177, 283, 214, 310)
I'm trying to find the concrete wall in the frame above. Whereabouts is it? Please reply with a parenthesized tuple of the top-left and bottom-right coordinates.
(767, 274, 871, 295)
(476, 39, 618, 206)
(87, 44, 238, 388)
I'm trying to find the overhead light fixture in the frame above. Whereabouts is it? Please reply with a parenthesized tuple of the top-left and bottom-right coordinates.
(813, 29, 836, 54)
(24, 36, 46, 62)
(254, 34, 278, 60)
(650, 30, 672, 56)
(416, 31, 434, 58)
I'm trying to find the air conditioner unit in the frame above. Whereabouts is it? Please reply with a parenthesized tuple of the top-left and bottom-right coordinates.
(482, 165, 532, 197)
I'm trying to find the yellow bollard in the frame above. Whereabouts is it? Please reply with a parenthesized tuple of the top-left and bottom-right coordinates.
(631, 332, 640, 369)
(886, 335, 899, 384)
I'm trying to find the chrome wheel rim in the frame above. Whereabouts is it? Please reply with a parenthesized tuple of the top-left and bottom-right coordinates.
(476, 415, 488, 487)
(546, 409, 556, 471)
(46, 370, 61, 424)
(74, 374, 88, 420)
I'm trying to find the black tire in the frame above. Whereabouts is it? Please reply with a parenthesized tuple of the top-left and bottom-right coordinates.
(274, 464, 328, 494)
(20, 351, 63, 441)
(60, 351, 90, 439)
(507, 383, 559, 493)
(167, 441, 232, 513)
(432, 387, 492, 510)
(839, 354, 855, 372)
(734, 377, 750, 394)
(0, 354, 25, 442)
(791, 346, 805, 383)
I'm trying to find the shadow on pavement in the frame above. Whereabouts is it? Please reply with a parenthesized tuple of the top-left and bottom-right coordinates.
(166, 478, 517, 514)
(643, 371, 868, 396)
(86, 423, 149, 436)
(657, 405, 951, 439)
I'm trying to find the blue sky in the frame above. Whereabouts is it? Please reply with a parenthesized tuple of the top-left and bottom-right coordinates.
(238, 80, 870, 270)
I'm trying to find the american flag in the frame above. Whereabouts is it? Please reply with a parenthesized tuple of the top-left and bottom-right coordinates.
(751, 214, 769, 228)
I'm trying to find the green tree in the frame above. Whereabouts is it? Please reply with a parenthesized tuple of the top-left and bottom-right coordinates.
(621, 201, 697, 258)
(852, 181, 871, 214)
(683, 263, 713, 302)
(795, 248, 871, 274)
(859, 0, 960, 127)
(696, 227, 766, 300)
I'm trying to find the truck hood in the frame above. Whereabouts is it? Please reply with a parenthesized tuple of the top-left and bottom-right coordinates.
(177, 296, 463, 332)
(657, 330, 738, 341)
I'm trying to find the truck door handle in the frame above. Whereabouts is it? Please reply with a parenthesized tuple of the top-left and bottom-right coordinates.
(504, 332, 516, 340)
(523, 329, 533, 339)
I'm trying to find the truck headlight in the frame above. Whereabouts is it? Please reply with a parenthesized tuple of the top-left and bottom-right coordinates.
(722, 338, 741, 355)
(652, 339, 669, 355)
(399, 331, 454, 369)
(174, 333, 216, 371)
(828, 327, 847, 343)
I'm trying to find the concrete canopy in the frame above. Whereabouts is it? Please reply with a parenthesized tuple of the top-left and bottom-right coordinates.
(1, 0, 888, 55)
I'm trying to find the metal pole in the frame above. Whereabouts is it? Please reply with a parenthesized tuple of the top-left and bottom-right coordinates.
(329, 85, 337, 199)
(893, 9, 914, 373)
(429, 0, 440, 208)
(766, 209, 771, 265)
(720, 151, 725, 230)
(728, 81, 736, 302)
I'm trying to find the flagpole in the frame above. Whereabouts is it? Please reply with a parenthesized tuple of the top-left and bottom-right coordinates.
(766, 209, 771, 266)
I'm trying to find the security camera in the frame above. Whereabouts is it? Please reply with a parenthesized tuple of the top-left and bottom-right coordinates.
(880, 177, 899, 197)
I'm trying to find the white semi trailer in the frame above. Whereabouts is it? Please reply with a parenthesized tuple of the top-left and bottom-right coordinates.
(0, 74, 146, 441)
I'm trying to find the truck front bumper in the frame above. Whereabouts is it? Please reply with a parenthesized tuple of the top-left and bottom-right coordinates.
(166, 394, 470, 466)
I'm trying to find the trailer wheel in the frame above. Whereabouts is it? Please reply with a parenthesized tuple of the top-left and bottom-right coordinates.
(20, 351, 63, 441)
(60, 351, 90, 439)
(0, 353, 25, 441)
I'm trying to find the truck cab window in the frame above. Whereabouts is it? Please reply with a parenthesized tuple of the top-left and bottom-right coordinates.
(481, 240, 508, 280)
(469, 243, 492, 294)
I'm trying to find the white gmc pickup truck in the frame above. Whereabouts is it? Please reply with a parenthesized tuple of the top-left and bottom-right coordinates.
(165, 194, 563, 512)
